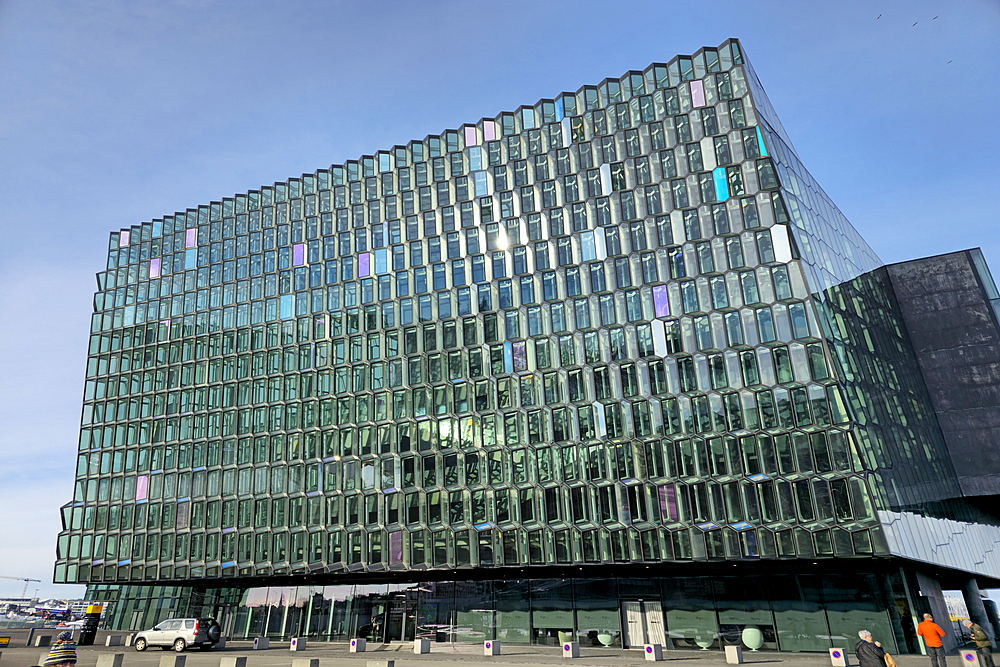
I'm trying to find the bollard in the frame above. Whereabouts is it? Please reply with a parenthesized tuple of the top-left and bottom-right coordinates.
(35, 636, 53, 647)
(725, 645, 744, 665)
(219, 657, 247, 667)
(414, 638, 430, 654)
(562, 642, 579, 658)
(645, 644, 664, 661)
(350, 638, 366, 653)
(290, 638, 307, 652)
(159, 655, 186, 667)
(97, 654, 125, 667)
(125, 635, 136, 647)
(105, 636, 123, 647)
(830, 648, 853, 667)
(366, 661, 395, 667)
(962, 651, 981, 667)
(253, 637, 270, 650)
(292, 659, 318, 667)
(484, 640, 500, 656)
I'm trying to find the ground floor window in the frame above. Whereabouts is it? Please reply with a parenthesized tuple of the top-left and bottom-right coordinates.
(88, 572, 907, 653)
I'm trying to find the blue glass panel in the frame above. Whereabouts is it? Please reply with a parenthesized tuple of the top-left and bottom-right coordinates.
(374, 248, 388, 275)
(713, 167, 729, 202)
(756, 126, 768, 157)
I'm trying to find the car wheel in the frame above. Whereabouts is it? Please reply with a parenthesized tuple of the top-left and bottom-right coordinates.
(173, 638, 186, 652)
(134, 638, 147, 652)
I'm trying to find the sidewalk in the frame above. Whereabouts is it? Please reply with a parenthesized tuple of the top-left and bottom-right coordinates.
(0, 641, 947, 667)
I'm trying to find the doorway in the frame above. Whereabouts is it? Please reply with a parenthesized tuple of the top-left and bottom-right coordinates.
(382, 591, 416, 643)
(621, 601, 666, 648)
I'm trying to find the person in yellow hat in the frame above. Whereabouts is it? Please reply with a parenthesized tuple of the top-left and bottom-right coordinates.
(43, 631, 77, 667)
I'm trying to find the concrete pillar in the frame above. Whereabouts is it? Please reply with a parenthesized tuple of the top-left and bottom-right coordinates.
(96, 654, 124, 667)
(962, 579, 995, 640)
(915, 571, 958, 652)
(983, 599, 1000, 644)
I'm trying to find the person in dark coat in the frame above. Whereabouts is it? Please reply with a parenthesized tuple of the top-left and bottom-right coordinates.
(856, 630, 886, 667)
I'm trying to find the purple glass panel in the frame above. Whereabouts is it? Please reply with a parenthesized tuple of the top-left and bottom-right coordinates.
(690, 80, 706, 108)
(293, 243, 305, 266)
(135, 475, 149, 501)
(512, 341, 527, 371)
(359, 252, 371, 277)
(119, 230, 130, 247)
(389, 530, 403, 564)
(185, 228, 197, 248)
(653, 285, 669, 318)
(464, 126, 478, 147)
(484, 120, 496, 141)
(175, 501, 190, 529)
(149, 258, 161, 279)
(658, 485, 677, 521)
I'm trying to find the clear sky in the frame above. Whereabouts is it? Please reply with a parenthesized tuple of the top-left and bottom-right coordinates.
(0, 0, 997, 600)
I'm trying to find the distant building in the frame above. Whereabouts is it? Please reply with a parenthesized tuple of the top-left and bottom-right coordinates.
(945, 595, 970, 622)
(67, 600, 106, 619)
(55, 39, 1000, 653)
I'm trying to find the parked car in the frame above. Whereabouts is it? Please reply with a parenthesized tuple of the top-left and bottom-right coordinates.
(134, 617, 221, 652)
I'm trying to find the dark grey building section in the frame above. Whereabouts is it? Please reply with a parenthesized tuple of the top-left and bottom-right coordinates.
(886, 250, 1000, 497)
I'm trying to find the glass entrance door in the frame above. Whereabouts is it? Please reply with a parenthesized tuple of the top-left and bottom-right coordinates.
(644, 601, 666, 646)
(621, 600, 666, 648)
(383, 592, 416, 642)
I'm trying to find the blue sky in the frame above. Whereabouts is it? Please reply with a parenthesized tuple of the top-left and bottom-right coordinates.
(0, 0, 997, 599)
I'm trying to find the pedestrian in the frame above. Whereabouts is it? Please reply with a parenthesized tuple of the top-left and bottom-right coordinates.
(856, 630, 887, 667)
(43, 631, 77, 667)
(963, 619, 995, 667)
(918, 613, 948, 667)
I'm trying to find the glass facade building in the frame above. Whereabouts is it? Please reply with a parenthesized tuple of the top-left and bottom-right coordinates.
(56, 40, 1000, 653)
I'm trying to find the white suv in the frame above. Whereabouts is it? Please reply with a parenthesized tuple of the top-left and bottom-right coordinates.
(134, 617, 221, 652)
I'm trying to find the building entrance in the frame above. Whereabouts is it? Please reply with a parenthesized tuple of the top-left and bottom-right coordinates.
(380, 591, 416, 643)
(621, 601, 666, 648)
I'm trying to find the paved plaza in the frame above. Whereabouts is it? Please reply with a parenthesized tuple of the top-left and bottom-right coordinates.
(0, 642, 954, 667)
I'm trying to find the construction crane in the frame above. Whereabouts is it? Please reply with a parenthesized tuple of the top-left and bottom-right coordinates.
(0, 576, 41, 599)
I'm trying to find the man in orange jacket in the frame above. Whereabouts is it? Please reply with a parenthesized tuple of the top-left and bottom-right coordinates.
(917, 613, 948, 667)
